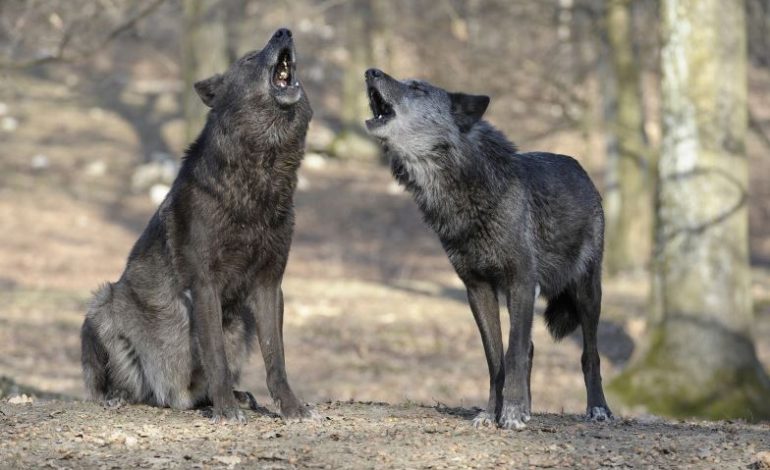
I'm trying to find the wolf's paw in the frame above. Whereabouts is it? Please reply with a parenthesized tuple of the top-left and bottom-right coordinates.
(473, 410, 496, 428)
(234, 390, 259, 411)
(498, 402, 530, 430)
(281, 402, 319, 422)
(586, 406, 612, 422)
(206, 406, 247, 425)
(103, 397, 127, 409)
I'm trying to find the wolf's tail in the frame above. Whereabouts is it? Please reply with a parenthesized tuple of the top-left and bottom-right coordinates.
(81, 283, 113, 400)
(543, 290, 580, 340)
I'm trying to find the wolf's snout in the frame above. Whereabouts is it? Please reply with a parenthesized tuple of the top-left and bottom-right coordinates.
(273, 28, 292, 39)
(364, 70, 395, 132)
(267, 28, 301, 106)
(365, 68, 383, 80)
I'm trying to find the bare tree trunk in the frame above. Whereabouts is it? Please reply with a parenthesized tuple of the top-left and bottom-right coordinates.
(371, 0, 394, 72)
(603, 0, 651, 275)
(340, 0, 372, 129)
(182, 0, 229, 142)
(610, 0, 770, 420)
(330, 0, 379, 160)
(224, 0, 249, 64)
(597, 12, 619, 215)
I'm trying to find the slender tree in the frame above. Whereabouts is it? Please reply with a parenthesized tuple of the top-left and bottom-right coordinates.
(610, 0, 770, 420)
(181, 0, 229, 142)
(602, 0, 652, 275)
(329, 0, 380, 160)
(340, 0, 372, 129)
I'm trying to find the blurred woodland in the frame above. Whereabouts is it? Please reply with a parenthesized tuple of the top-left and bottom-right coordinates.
(1, 0, 770, 421)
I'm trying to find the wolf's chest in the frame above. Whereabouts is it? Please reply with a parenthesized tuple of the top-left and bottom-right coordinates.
(442, 232, 512, 279)
(211, 222, 289, 269)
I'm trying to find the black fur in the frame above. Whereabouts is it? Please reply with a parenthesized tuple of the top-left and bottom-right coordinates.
(81, 29, 313, 423)
(365, 69, 612, 428)
(543, 290, 580, 340)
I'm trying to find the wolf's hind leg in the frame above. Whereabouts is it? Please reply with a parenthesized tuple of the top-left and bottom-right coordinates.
(81, 316, 110, 402)
(573, 264, 612, 421)
(81, 283, 119, 402)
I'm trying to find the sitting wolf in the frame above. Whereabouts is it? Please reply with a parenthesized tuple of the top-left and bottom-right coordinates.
(364, 68, 612, 429)
(81, 29, 313, 423)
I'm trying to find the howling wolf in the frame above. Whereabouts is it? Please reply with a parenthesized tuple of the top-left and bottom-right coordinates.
(81, 29, 313, 423)
(364, 68, 612, 429)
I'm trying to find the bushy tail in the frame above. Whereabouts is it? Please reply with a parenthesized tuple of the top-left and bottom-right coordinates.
(543, 290, 580, 340)
(81, 284, 113, 400)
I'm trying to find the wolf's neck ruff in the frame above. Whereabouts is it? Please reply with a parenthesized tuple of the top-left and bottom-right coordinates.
(207, 100, 311, 153)
(180, 126, 304, 226)
(387, 121, 518, 239)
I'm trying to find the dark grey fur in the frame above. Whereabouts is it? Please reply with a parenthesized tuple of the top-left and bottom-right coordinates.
(81, 29, 313, 423)
(364, 68, 612, 429)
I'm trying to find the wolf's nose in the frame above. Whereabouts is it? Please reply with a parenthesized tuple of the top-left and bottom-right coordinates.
(365, 68, 383, 80)
(274, 28, 292, 39)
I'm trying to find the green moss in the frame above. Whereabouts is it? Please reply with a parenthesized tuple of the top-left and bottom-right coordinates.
(753, 297, 770, 315)
(609, 329, 770, 422)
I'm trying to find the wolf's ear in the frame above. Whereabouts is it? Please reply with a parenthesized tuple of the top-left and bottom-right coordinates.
(449, 93, 490, 132)
(194, 74, 224, 107)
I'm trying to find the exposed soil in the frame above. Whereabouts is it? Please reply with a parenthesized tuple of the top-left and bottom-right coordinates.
(2, 400, 770, 469)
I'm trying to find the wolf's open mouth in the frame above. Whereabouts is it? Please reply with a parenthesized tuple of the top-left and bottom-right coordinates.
(271, 48, 294, 89)
(367, 86, 394, 127)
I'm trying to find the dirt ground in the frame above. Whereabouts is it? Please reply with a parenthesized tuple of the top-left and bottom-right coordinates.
(1, 75, 769, 468)
(2, 400, 770, 469)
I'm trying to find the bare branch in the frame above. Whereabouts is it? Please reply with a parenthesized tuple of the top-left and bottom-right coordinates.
(103, 0, 166, 44)
(0, 0, 167, 70)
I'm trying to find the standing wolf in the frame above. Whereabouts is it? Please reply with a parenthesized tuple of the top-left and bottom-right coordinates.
(364, 68, 612, 429)
(80, 29, 313, 423)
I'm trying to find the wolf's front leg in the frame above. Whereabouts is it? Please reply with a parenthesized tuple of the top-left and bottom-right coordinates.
(499, 281, 536, 430)
(466, 281, 504, 427)
(250, 281, 313, 420)
(192, 280, 244, 424)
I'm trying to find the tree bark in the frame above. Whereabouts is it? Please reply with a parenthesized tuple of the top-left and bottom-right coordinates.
(603, 0, 651, 275)
(182, 0, 229, 142)
(330, 0, 380, 161)
(340, 0, 373, 129)
(610, 0, 770, 421)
